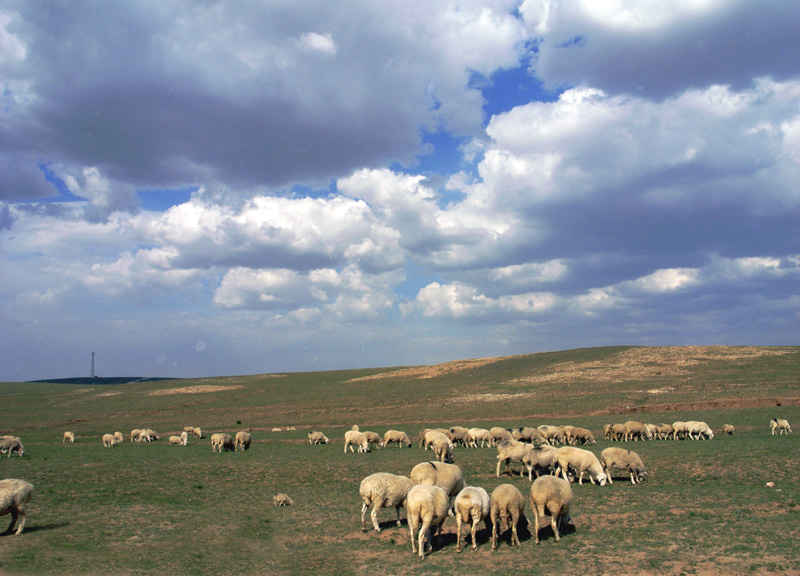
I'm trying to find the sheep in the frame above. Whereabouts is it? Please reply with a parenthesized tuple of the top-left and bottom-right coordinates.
(211, 433, 234, 452)
(343, 430, 370, 453)
(113, 431, 124, 444)
(529, 475, 573, 544)
(567, 427, 596, 445)
(721, 424, 735, 435)
(609, 423, 627, 441)
(468, 428, 492, 448)
(523, 445, 561, 480)
(685, 421, 714, 440)
(183, 426, 195, 435)
(0, 437, 24, 458)
(405, 484, 449, 557)
(410, 461, 465, 514)
(62, 431, 75, 443)
(273, 493, 294, 506)
(654, 423, 674, 440)
(169, 435, 183, 445)
(419, 429, 450, 451)
(0, 479, 33, 535)
(362, 431, 383, 449)
(192, 427, 203, 439)
(130, 429, 141, 443)
(599, 447, 647, 485)
(308, 431, 330, 445)
(489, 427, 513, 446)
(359, 472, 415, 532)
(511, 427, 549, 446)
(235, 431, 252, 451)
(490, 483, 526, 551)
(382, 430, 412, 448)
(102, 434, 118, 448)
(556, 446, 607, 486)
(454, 486, 490, 552)
(672, 421, 688, 440)
(447, 426, 471, 448)
(623, 421, 653, 442)
(770, 418, 792, 435)
(537, 425, 566, 445)
(496, 440, 534, 478)
(602, 424, 613, 440)
(180, 431, 189, 445)
(431, 436, 454, 463)
(138, 429, 159, 442)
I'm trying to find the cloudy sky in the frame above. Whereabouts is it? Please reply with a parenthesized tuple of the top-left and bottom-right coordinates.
(1, 0, 799, 381)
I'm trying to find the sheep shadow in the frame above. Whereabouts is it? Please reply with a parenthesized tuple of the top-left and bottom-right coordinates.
(2, 521, 70, 537)
(442, 518, 533, 551)
(529, 519, 576, 543)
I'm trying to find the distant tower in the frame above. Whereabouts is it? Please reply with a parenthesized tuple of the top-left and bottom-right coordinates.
(91, 351, 96, 378)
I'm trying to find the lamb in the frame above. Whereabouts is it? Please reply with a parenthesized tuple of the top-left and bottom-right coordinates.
(523, 445, 561, 480)
(273, 493, 294, 506)
(211, 433, 234, 452)
(468, 428, 492, 448)
(0, 437, 24, 458)
(62, 431, 75, 443)
(113, 431, 124, 444)
(623, 421, 653, 442)
(359, 472, 414, 532)
(721, 424, 735, 435)
(180, 431, 189, 445)
(599, 447, 647, 485)
(447, 426, 471, 448)
(490, 483, 526, 550)
(235, 431, 252, 451)
(409, 461, 465, 511)
(529, 475, 573, 544)
(770, 418, 792, 435)
(169, 435, 183, 445)
(685, 421, 714, 440)
(489, 427, 513, 446)
(454, 486, 490, 552)
(556, 446, 607, 486)
(0, 479, 33, 535)
(511, 427, 549, 445)
(308, 431, 330, 445)
(496, 440, 534, 478)
(102, 434, 118, 448)
(405, 484, 449, 557)
(343, 430, 370, 453)
(431, 436, 454, 463)
(362, 431, 383, 449)
(382, 430, 411, 448)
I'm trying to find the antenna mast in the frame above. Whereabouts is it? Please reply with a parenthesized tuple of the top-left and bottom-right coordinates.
(91, 351, 96, 378)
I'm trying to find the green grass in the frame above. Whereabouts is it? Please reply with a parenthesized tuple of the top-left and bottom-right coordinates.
(0, 346, 798, 575)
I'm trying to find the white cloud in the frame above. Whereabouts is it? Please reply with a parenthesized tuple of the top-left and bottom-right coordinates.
(296, 32, 337, 55)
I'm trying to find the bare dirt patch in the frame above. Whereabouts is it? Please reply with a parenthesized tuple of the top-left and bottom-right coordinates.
(347, 356, 514, 382)
(148, 384, 244, 396)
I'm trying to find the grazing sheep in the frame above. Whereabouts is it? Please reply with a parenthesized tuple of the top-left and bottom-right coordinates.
(447, 426, 471, 447)
(183, 426, 195, 435)
(382, 430, 412, 448)
(623, 421, 653, 442)
(537, 425, 566, 445)
(454, 486, 491, 552)
(362, 431, 383, 449)
(468, 428, 492, 448)
(490, 483, 526, 551)
(273, 493, 294, 506)
(512, 427, 549, 446)
(102, 434, 118, 448)
(419, 429, 450, 451)
(169, 435, 183, 445)
(113, 431, 124, 444)
(409, 461, 465, 512)
(192, 427, 203, 439)
(0, 479, 33, 535)
(405, 484, 449, 558)
(529, 475, 573, 544)
(0, 437, 24, 458)
(685, 421, 714, 440)
(211, 433, 234, 452)
(523, 445, 561, 480)
(489, 427, 513, 446)
(770, 419, 792, 435)
(344, 430, 370, 453)
(431, 436, 454, 463)
(556, 447, 607, 486)
(654, 423, 674, 440)
(567, 427, 596, 445)
(138, 429, 159, 442)
(721, 424, 735, 435)
(671, 421, 688, 440)
(609, 423, 627, 441)
(496, 440, 534, 478)
(180, 431, 189, 445)
(308, 431, 330, 445)
(359, 473, 414, 532)
(62, 431, 75, 443)
(130, 429, 141, 443)
(603, 424, 613, 440)
(599, 447, 647, 485)
(235, 431, 252, 451)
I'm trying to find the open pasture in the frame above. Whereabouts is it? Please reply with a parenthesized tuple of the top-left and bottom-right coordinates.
(0, 346, 798, 575)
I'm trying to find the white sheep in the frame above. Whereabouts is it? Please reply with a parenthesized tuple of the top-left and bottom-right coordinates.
(382, 430, 412, 448)
(654, 423, 674, 440)
(192, 427, 203, 439)
(721, 424, 735, 435)
(359, 472, 415, 532)
(235, 431, 252, 451)
(0, 437, 24, 458)
(556, 446, 607, 486)
(180, 431, 189, 445)
(405, 484, 449, 558)
(343, 430, 370, 453)
(447, 426, 471, 447)
(511, 427, 549, 445)
(468, 428, 492, 447)
(770, 418, 792, 435)
(431, 435, 454, 463)
(0, 479, 33, 535)
(419, 429, 450, 451)
(454, 486, 490, 552)
(490, 483, 526, 551)
(529, 475, 573, 544)
(685, 421, 713, 440)
(113, 431, 124, 444)
(671, 421, 688, 440)
(495, 440, 534, 478)
(168, 435, 183, 445)
(102, 434, 118, 448)
(130, 429, 141, 443)
(599, 447, 647, 485)
(362, 431, 383, 449)
(409, 461, 465, 503)
(567, 427, 595, 445)
(489, 426, 513, 446)
(537, 425, 566, 445)
(211, 433, 234, 452)
(273, 493, 294, 506)
(62, 431, 75, 443)
(609, 423, 627, 441)
(623, 421, 652, 442)
(307, 431, 330, 445)
(523, 445, 561, 480)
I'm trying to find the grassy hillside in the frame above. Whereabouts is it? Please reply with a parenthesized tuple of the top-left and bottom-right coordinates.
(0, 346, 798, 575)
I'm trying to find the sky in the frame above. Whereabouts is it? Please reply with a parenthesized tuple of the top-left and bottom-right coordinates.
(1, 0, 799, 382)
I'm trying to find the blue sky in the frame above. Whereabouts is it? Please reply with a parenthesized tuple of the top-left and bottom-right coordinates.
(1, 0, 798, 381)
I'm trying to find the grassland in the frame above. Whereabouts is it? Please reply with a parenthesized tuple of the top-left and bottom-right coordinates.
(0, 345, 798, 575)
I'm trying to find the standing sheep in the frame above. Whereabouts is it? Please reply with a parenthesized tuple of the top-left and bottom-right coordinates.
(454, 486, 490, 552)
(168, 435, 183, 445)
(599, 447, 647, 485)
(180, 431, 189, 445)
(113, 431, 124, 444)
(721, 424, 735, 435)
(672, 421, 688, 440)
(273, 493, 294, 506)
(359, 472, 414, 532)
(489, 427, 513, 446)
(0, 479, 33, 535)
(362, 431, 383, 449)
(431, 436, 454, 463)
(235, 431, 252, 451)
(468, 428, 492, 448)
(130, 429, 141, 443)
(623, 421, 653, 442)
(490, 483, 526, 551)
(382, 430, 412, 448)
(654, 423, 674, 440)
(409, 461, 465, 501)
(685, 421, 714, 440)
(405, 484, 449, 558)
(556, 447, 607, 486)
(308, 431, 330, 445)
(344, 430, 370, 453)
(538, 425, 566, 445)
(102, 434, 118, 448)
(420, 429, 450, 451)
(496, 440, 534, 478)
(512, 427, 549, 446)
(529, 475, 573, 544)
(447, 426, 471, 448)
(0, 437, 24, 458)
(62, 431, 75, 443)
(770, 419, 792, 435)
(523, 445, 561, 480)
(192, 427, 203, 439)
(211, 433, 235, 453)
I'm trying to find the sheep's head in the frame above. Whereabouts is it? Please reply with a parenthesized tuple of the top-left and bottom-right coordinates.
(597, 472, 608, 486)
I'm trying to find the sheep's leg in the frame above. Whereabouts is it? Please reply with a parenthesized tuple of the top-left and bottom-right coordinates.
(456, 514, 464, 552)
(409, 518, 418, 555)
(533, 509, 541, 544)
(551, 513, 560, 542)
(490, 511, 499, 551)
(510, 511, 520, 547)
(360, 501, 370, 531)
(630, 472, 637, 485)
(371, 498, 385, 532)
(470, 512, 480, 550)
(418, 519, 431, 557)
(394, 504, 403, 527)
